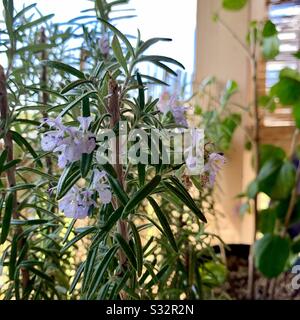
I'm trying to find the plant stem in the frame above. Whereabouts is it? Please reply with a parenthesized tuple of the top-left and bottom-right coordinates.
(283, 129, 300, 233)
(217, 16, 252, 60)
(108, 78, 129, 294)
(247, 33, 260, 300)
(0, 65, 30, 293)
(40, 27, 53, 176)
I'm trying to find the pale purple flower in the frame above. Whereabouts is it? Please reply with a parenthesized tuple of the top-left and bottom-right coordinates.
(171, 105, 189, 127)
(185, 154, 198, 171)
(158, 91, 171, 114)
(184, 130, 203, 172)
(99, 34, 110, 56)
(40, 117, 66, 152)
(91, 169, 112, 204)
(158, 92, 189, 127)
(204, 153, 226, 187)
(41, 130, 64, 151)
(58, 186, 96, 219)
(78, 116, 93, 132)
(41, 116, 96, 168)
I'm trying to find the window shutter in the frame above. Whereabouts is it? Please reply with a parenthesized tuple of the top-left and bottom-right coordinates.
(259, 0, 299, 150)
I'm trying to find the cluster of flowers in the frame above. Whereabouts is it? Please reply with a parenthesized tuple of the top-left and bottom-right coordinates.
(203, 152, 226, 187)
(158, 91, 226, 187)
(158, 91, 189, 128)
(58, 169, 112, 219)
(41, 116, 111, 219)
(41, 116, 96, 168)
(41, 102, 225, 219)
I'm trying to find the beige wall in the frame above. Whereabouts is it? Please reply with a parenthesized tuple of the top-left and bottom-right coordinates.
(194, 0, 266, 244)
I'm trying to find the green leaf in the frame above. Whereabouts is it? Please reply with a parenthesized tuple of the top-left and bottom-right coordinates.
(112, 35, 128, 74)
(9, 234, 18, 280)
(262, 20, 278, 37)
(271, 161, 296, 200)
(137, 37, 172, 56)
(291, 237, 300, 254)
(16, 44, 56, 54)
(87, 245, 118, 298)
(220, 80, 238, 106)
(80, 97, 93, 178)
(114, 270, 131, 298)
(26, 266, 54, 283)
(148, 196, 178, 252)
(134, 55, 185, 70)
(10, 131, 42, 167)
(101, 163, 117, 179)
(69, 262, 85, 294)
(82, 247, 97, 292)
(246, 180, 259, 199)
(1, 159, 22, 174)
(0, 149, 8, 173)
(101, 206, 123, 232)
(122, 175, 161, 217)
(6, 183, 36, 192)
(59, 91, 97, 117)
(98, 18, 135, 57)
(41, 60, 85, 79)
(61, 227, 97, 253)
(258, 209, 276, 234)
(255, 234, 290, 278)
(259, 144, 285, 168)
(136, 72, 145, 110)
(137, 163, 145, 186)
(56, 163, 80, 200)
(294, 50, 300, 59)
(63, 219, 76, 244)
(164, 177, 207, 223)
(263, 35, 279, 60)
(14, 3, 36, 21)
(0, 192, 14, 244)
(16, 167, 56, 181)
(10, 219, 48, 226)
(107, 175, 129, 206)
(61, 79, 93, 94)
(144, 264, 169, 290)
(293, 103, 300, 129)
(115, 233, 137, 270)
(151, 61, 178, 76)
(139, 74, 169, 87)
(271, 76, 300, 106)
(259, 95, 276, 112)
(222, 0, 248, 11)
(257, 158, 282, 182)
(16, 14, 54, 32)
(129, 221, 143, 276)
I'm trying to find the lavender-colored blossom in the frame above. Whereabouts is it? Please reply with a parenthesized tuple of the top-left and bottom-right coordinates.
(41, 130, 64, 151)
(41, 116, 96, 168)
(157, 91, 171, 114)
(99, 34, 110, 56)
(204, 153, 226, 187)
(184, 130, 203, 172)
(158, 92, 189, 127)
(91, 169, 112, 204)
(58, 186, 96, 219)
(41, 117, 65, 131)
(78, 116, 93, 131)
(172, 106, 189, 127)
